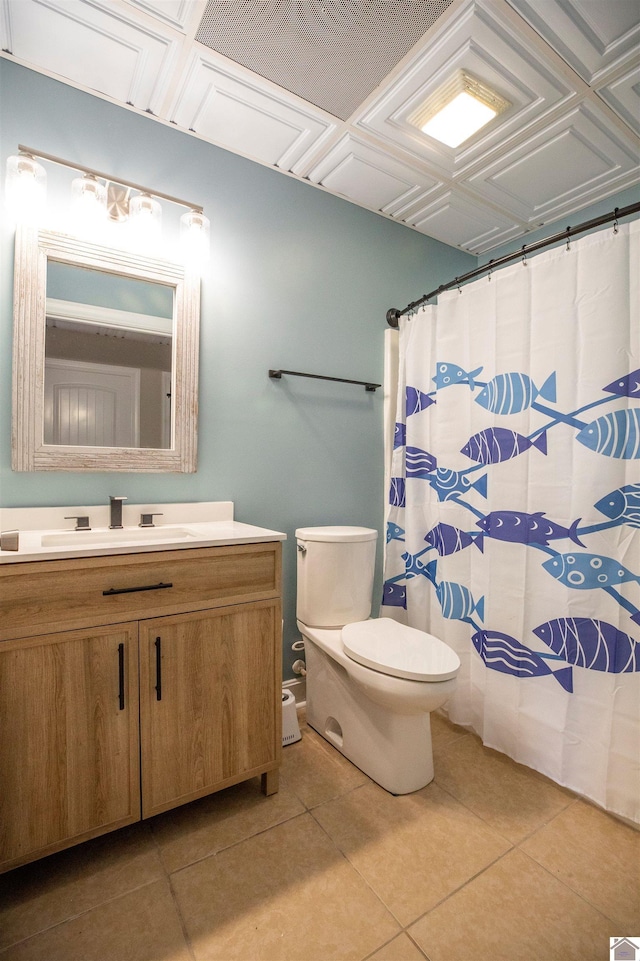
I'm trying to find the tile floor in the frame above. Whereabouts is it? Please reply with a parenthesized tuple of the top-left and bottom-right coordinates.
(1, 709, 638, 961)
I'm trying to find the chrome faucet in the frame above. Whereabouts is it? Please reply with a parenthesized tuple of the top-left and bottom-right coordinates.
(109, 496, 127, 529)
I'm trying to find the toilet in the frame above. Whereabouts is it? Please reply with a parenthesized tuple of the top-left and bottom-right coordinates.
(296, 525, 460, 794)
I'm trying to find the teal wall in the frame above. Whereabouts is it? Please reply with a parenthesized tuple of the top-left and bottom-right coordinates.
(0, 59, 475, 678)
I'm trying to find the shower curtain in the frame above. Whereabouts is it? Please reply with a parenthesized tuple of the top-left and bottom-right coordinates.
(382, 220, 640, 824)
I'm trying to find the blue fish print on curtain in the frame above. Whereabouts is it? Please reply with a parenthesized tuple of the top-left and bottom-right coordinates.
(542, 553, 640, 589)
(394, 422, 406, 449)
(576, 408, 640, 458)
(406, 446, 437, 479)
(389, 477, 406, 507)
(603, 368, 640, 398)
(406, 386, 435, 414)
(425, 523, 483, 555)
(475, 372, 556, 414)
(386, 522, 405, 542)
(382, 581, 406, 608)
(382, 350, 640, 699)
(595, 483, 640, 527)
(472, 630, 573, 692)
(427, 467, 488, 501)
(476, 510, 585, 547)
(533, 618, 638, 673)
(436, 581, 484, 621)
(461, 428, 547, 464)
(433, 363, 483, 389)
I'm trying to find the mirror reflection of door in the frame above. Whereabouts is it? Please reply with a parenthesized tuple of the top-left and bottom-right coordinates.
(45, 261, 174, 449)
(44, 358, 140, 447)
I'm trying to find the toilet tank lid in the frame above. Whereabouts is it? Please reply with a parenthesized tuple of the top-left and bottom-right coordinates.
(295, 526, 378, 543)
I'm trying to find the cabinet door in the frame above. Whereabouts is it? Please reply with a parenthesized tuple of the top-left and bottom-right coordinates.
(140, 600, 280, 817)
(0, 624, 140, 872)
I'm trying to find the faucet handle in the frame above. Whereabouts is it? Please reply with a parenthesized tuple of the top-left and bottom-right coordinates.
(110, 495, 127, 502)
(65, 515, 91, 531)
(139, 513, 163, 528)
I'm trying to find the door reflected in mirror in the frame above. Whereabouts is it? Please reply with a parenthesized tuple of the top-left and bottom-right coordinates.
(44, 263, 174, 449)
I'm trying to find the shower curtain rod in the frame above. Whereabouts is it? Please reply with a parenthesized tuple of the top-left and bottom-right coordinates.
(386, 200, 640, 328)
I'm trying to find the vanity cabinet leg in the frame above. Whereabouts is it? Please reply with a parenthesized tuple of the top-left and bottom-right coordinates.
(261, 769, 279, 796)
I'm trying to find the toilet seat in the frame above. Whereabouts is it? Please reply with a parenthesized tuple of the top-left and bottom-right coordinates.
(342, 619, 460, 682)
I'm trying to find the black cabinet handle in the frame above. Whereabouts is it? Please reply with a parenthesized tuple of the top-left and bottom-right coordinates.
(103, 582, 173, 596)
(118, 643, 125, 710)
(155, 637, 162, 701)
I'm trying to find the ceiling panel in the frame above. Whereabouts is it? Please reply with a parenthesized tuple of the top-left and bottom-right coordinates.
(169, 51, 335, 171)
(507, 0, 640, 83)
(401, 188, 522, 251)
(466, 103, 640, 223)
(1, 0, 181, 114)
(596, 61, 640, 138)
(307, 135, 443, 212)
(1, 0, 638, 254)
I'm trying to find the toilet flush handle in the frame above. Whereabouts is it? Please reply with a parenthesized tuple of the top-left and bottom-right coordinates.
(297, 543, 307, 554)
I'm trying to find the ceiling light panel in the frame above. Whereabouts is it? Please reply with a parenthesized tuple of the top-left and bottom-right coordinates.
(408, 71, 510, 147)
(195, 0, 455, 120)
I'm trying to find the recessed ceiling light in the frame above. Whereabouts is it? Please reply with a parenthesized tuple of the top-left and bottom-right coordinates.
(409, 71, 510, 148)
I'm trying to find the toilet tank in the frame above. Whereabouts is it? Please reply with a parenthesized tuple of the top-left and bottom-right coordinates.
(295, 526, 378, 628)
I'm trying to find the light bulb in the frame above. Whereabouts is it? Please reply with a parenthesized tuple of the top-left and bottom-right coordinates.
(70, 173, 107, 236)
(128, 192, 162, 252)
(179, 209, 210, 268)
(5, 153, 47, 223)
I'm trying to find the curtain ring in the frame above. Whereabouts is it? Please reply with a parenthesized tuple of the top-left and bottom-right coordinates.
(487, 259, 493, 281)
(521, 246, 527, 266)
(566, 227, 571, 251)
(613, 207, 619, 234)
(455, 277, 462, 293)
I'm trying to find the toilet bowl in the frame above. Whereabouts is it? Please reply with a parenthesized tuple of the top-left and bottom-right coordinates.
(296, 526, 460, 794)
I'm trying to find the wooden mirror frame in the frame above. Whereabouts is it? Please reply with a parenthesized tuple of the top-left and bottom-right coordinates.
(12, 226, 200, 472)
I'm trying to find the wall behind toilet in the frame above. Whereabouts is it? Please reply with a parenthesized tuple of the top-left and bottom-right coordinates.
(0, 58, 476, 678)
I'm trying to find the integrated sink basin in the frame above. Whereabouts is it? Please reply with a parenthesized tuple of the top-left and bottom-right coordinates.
(41, 527, 197, 547)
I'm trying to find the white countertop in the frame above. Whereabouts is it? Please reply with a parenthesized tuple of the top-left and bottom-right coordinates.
(0, 502, 286, 564)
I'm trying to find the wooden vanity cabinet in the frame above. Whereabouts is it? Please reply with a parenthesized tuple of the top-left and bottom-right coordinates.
(0, 542, 282, 873)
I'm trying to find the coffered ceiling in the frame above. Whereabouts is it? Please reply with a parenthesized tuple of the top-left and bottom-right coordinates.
(1, 0, 638, 253)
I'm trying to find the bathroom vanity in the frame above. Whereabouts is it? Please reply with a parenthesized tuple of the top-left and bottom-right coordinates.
(0, 503, 285, 873)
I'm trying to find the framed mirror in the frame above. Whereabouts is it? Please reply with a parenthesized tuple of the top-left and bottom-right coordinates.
(12, 226, 200, 471)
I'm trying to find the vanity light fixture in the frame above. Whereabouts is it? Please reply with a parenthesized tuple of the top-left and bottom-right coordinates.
(408, 71, 510, 148)
(4, 145, 210, 264)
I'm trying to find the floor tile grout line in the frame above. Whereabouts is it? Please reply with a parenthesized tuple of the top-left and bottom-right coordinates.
(164, 808, 311, 879)
(306, 802, 407, 933)
(431, 773, 577, 847)
(513, 839, 631, 929)
(399, 844, 518, 934)
(166, 872, 198, 961)
(147, 815, 197, 960)
(0, 875, 162, 956)
(511, 795, 580, 847)
(359, 929, 431, 961)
